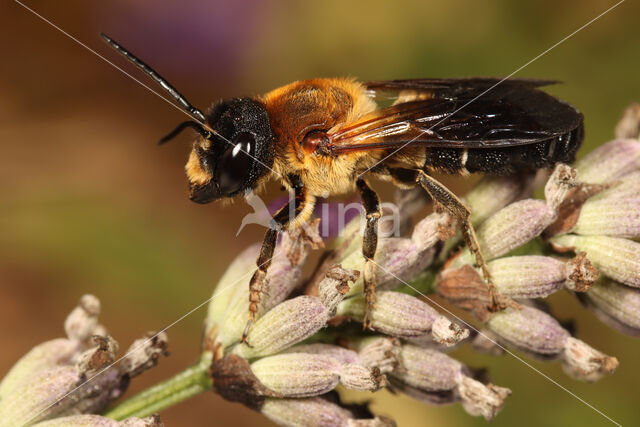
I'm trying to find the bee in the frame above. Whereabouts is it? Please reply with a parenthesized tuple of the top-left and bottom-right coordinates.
(102, 34, 584, 343)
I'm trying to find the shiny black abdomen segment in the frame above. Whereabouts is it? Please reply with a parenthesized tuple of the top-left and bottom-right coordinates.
(425, 124, 583, 175)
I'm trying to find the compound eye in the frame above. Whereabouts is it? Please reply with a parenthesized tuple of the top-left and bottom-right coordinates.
(216, 132, 255, 195)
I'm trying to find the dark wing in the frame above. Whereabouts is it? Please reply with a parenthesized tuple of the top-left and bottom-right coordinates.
(327, 78, 583, 154)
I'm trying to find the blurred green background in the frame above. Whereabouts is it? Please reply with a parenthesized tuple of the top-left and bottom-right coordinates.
(1, 1, 638, 425)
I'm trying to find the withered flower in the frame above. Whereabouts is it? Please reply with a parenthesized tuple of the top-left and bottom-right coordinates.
(0, 296, 168, 426)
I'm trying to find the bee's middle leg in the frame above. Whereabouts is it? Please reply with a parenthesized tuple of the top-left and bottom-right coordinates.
(356, 178, 382, 330)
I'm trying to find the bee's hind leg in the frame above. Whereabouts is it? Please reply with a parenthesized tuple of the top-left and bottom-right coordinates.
(387, 168, 505, 312)
(413, 169, 505, 311)
(356, 178, 382, 330)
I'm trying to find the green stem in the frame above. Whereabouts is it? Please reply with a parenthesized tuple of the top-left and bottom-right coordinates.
(103, 357, 213, 420)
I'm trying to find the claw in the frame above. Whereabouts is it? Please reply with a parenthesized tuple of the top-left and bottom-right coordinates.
(487, 284, 507, 312)
(241, 319, 254, 348)
(362, 309, 373, 331)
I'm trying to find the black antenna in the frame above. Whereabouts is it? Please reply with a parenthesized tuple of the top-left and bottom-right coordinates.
(159, 121, 212, 145)
(100, 33, 206, 123)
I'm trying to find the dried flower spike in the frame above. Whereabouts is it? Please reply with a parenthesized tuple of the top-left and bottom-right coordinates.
(562, 337, 619, 382)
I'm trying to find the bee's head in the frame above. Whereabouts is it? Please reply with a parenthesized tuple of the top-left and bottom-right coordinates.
(163, 98, 275, 204)
(99, 35, 275, 204)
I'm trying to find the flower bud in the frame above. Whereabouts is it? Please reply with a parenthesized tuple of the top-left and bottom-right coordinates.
(207, 244, 260, 345)
(551, 234, 640, 288)
(410, 212, 445, 253)
(486, 254, 596, 298)
(32, 414, 162, 427)
(337, 291, 443, 338)
(284, 343, 359, 364)
(390, 344, 511, 420)
(261, 397, 354, 426)
(543, 164, 578, 212)
(118, 332, 169, 378)
(464, 175, 534, 226)
(357, 337, 401, 374)
(592, 170, 640, 201)
(318, 267, 359, 316)
(486, 306, 569, 356)
(575, 139, 640, 184)
(391, 345, 462, 391)
(250, 353, 341, 397)
(614, 102, 640, 139)
(0, 339, 79, 399)
(264, 222, 323, 310)
(430, 317, 470, 347)
(457, 376, 511, 421)
(562, 337, 618, 382)
(250, 353, 384, 397)
(582, 278, 640, 335)
(463, 199, 555, 262)
(339, 363, 387, 392)
(342, 237, 436, 296)
(0, 366, 81, 424)
(214, 224, 322, 348)
(75, 335, 118, 377)
(64, 294, 101, 343)
(231, 296, 332, 359)
(573, 196, 640, 238)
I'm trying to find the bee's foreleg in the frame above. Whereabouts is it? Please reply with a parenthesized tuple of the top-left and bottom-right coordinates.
(415, 170, 506, 312)
(356, 178, 382, 330)
(243, 227, 278, 347)
(242, 181, 310, 346)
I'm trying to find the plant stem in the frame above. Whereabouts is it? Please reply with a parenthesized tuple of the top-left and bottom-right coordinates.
(103, 357, 213, 420)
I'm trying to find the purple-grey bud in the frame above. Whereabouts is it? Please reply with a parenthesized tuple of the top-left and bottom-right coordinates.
(486, 306, 569, 356)
(357, 337, 401, 374)
(459, 199, 555, 263)
(261, 397, 354, 426)
(337, 291, 446, 339)
(231, 296, 330, 359)
(575, 139, 640, 184)
(465, 175, 534, 226)
(573, 194, 640, 238)
(551, 234, 640, 288)
(487, 254, 596, 298)
(391, 345, 462, 392)
(0, 339, 80, 400)
(583, 278, 640, 336)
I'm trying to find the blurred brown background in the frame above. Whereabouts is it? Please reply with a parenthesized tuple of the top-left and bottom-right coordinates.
(1, 1, 639, 425)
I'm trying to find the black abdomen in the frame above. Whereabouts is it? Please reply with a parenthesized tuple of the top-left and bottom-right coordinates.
(424, 123, 583, 175)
